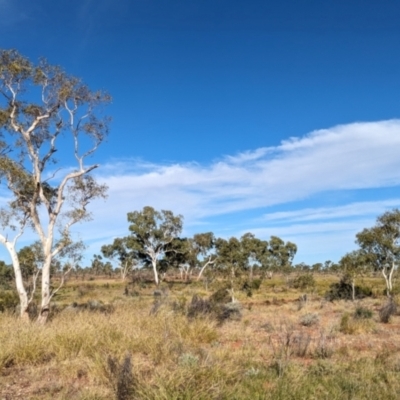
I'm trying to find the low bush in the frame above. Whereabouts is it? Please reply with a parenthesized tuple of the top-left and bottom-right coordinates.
(209, 286, 231, 304)
(340, 312, 376, 334)
(354, 306, 373, 320)
(325, 276, 372, 301)
(0, 291, 19, 313)
(299, 313, 319, 327)
(242, 278, 262, 297)
(187, 294, 213, 318)
(292, 274, 316, 291)
(379, 298, 397, 323)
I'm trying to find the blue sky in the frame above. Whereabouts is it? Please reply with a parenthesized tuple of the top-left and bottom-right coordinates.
(1, 0, 400, 265)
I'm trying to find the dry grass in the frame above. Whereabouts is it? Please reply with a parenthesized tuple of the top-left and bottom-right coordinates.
(1, 274, 400, 399)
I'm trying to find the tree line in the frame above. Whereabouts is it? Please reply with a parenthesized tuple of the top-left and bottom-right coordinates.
(0, 49, 399, 323)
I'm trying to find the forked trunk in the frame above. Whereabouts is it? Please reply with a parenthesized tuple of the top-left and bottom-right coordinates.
(382, 263, 395, 297)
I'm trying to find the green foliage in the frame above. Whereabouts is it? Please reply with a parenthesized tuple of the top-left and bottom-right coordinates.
(267, 236, 297, 273)
(339, 313, 354, 334)
(241, 278, 262, 297)
(0, 261, 13, 289)
(292, 273, 316, 291)
(0, 291, 19, 312)
(356, 209, 400, 295)
(354, 306, 373, 320)
(340, 312, 376, 334)
(209, 286, 231, 304)
(325, 276, 372, 301)
(125, 206, 183, 283)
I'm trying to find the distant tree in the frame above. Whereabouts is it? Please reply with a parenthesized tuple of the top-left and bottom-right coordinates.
(356, 209, 400, 296)
(0, 49, 110, 322)
(215, 237, 248, 302)
(339, 250, 369, 301)
(175, 232, 217, 281)
(311, 263, 323, 273)
(162, 237, 191, 280)
(240, 233, 267, 281)
(91, 254, 104, 276)
(101, 237, 136, 280)
(126, 206, 183, 286)
(267, 236, 297, 281)
(166, 232, 218, 282)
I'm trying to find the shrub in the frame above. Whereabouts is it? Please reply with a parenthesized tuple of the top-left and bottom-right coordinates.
(217, 302, 242, 324)
(187, 294, 213, 318)
(379, 298, 397, 323)
(0, 291, 19, 313)
(242, 278, 262, 292)
(314, 330, 335, 359)
(300, 313, 319, 327)
(353, 306, 373, 320)
(209, 287, 231, 304)
(340, 312, 376, 334)
(339, 313, 354, 334)
(325, 276, 372, 301)
(292, 274, 315, 291)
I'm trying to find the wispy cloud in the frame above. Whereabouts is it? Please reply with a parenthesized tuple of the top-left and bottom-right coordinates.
(261, 199, 400, 224)
(1, 120, 400, 264)
(94, 119, 400, 221)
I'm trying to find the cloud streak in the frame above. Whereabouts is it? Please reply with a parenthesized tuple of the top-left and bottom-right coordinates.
(95, 119, 400, 220)
(1, 120, 399, 264)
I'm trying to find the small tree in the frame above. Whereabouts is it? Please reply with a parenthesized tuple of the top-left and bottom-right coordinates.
(126, 206, 183, 286)
(102, 237, 136, 280)
(240, 232, 267, 281)
(356, 209, 400, 297)
(0, 49, 109, 322)
(215, 237, 247, 302)
(338, 250, 369, 301)
(266, 236, 297, 282)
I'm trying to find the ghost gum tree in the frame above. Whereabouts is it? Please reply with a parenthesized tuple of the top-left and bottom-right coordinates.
(356, 209, 400, 297)
(0, 49, 109, 323)
(126, 206, 183, 286)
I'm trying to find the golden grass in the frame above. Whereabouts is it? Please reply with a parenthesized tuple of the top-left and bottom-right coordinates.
(0, 274, 400, 399)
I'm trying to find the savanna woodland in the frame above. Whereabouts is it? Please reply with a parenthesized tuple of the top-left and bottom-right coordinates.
(1, 50, 400, 400)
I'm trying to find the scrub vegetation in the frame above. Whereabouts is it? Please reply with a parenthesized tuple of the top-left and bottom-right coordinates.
(1, 273, 400, 399)
(1, 50, 400, 399)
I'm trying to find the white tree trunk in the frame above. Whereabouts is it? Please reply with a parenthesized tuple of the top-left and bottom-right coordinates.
(7, 242, 30, 321)
(151, 259, 159, 286)
(37, 253, 52, 324)
(382, 264, 395, 297)
(120, 261, 130, 281)
(196, 257, 215, 280)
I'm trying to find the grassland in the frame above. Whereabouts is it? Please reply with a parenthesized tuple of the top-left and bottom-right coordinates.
(1, 274, 400, 399)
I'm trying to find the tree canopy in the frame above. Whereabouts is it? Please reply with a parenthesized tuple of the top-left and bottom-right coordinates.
(0, 49, 110, 322)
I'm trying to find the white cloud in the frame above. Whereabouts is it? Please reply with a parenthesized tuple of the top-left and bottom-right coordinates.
(261, 199, 400, 223)
(94, 119, 400, 222)
(0, 119, 399, 265)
